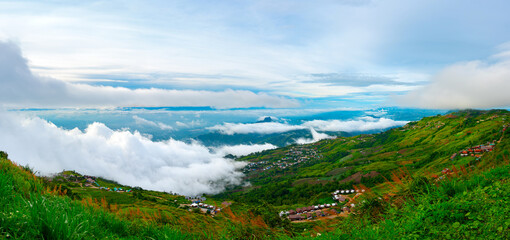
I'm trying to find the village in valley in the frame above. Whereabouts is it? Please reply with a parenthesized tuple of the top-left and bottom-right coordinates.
(281, 188, 366, 222)
(242, 145, 323, 173)
(185, 196, 224, 215)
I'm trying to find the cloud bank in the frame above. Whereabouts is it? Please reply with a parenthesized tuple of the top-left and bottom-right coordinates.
(133, 115, 173, 130)
(213, 143, 278, 157)
(210, 117, 408, 137)
(0, 41, 298, 109)
(208, 122, 308, 135)
(302, 117, 408, 132)
(0, 112, 246, 196)
(397, 50, 510, 109)
(295, 128, 334, 144)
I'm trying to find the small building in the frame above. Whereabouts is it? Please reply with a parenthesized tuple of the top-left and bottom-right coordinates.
(481, 145, 493, 152)
(289, 215, 305, 221)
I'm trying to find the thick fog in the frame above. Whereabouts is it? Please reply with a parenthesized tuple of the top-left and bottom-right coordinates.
(0, 112, 247, 196)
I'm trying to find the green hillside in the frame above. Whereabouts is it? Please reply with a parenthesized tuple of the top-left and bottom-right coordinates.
(222, 110, 509, 206)
(1, 109, 509, 239)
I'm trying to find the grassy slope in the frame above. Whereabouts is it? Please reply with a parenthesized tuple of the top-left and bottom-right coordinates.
(1, 153, 293, 239)
(293, 135, 510, 239)
(0, 151, 195, 239)
(224, 110, 508, 206)
(1, 109, 509, 239)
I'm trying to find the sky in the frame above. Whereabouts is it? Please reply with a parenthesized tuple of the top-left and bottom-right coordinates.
(1, 0, 510, 195)
(1, 0, 510, 109)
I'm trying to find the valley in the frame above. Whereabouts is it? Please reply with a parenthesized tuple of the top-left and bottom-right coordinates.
(1, 109, 510, 239)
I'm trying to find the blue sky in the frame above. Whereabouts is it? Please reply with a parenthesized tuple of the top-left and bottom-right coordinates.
(1, 0, 510, 109)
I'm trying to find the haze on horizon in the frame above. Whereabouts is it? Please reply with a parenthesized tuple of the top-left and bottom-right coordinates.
(1, 0, 510, 195)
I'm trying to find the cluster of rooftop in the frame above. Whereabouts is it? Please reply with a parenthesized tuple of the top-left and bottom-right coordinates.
(243, 146, 322, 173)
(48, 171, 132, 192)
(189, 202, 221, 214)
(281, 204, 338, 221)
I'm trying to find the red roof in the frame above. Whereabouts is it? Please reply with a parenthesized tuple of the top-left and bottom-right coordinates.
(289, 215, 304, 221)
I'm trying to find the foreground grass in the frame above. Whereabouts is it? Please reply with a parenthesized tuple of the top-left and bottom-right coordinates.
(2, 154, 509, 239)
(0, 152, 193, 239)
(290, 160, 510, 239)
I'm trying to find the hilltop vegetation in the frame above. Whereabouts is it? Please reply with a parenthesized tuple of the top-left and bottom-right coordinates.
(222, 110, 509, 206)
(1, 109, 509, 239)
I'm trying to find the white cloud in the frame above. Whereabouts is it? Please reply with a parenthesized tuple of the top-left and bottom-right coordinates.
(0, 41, 298, 109)
(396, 54, 510, 109)
(175, 121, 188, 127)
(0, 111, 246, 196)
(133, 115, 173, 130)
(175, 120, 202, 128)
(213, 143, 277, 157)
(208, 122, 307, 135)
(209, 117, 408, 144)
(295, 128, 334, 144)
(364, 109, 388, 117)
(2, 1, 492, 99)
(302, 117, 408, 132)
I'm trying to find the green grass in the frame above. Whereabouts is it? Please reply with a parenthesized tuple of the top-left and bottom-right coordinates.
(2, 109, 510, 239)
(0, 154, 192, 239)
